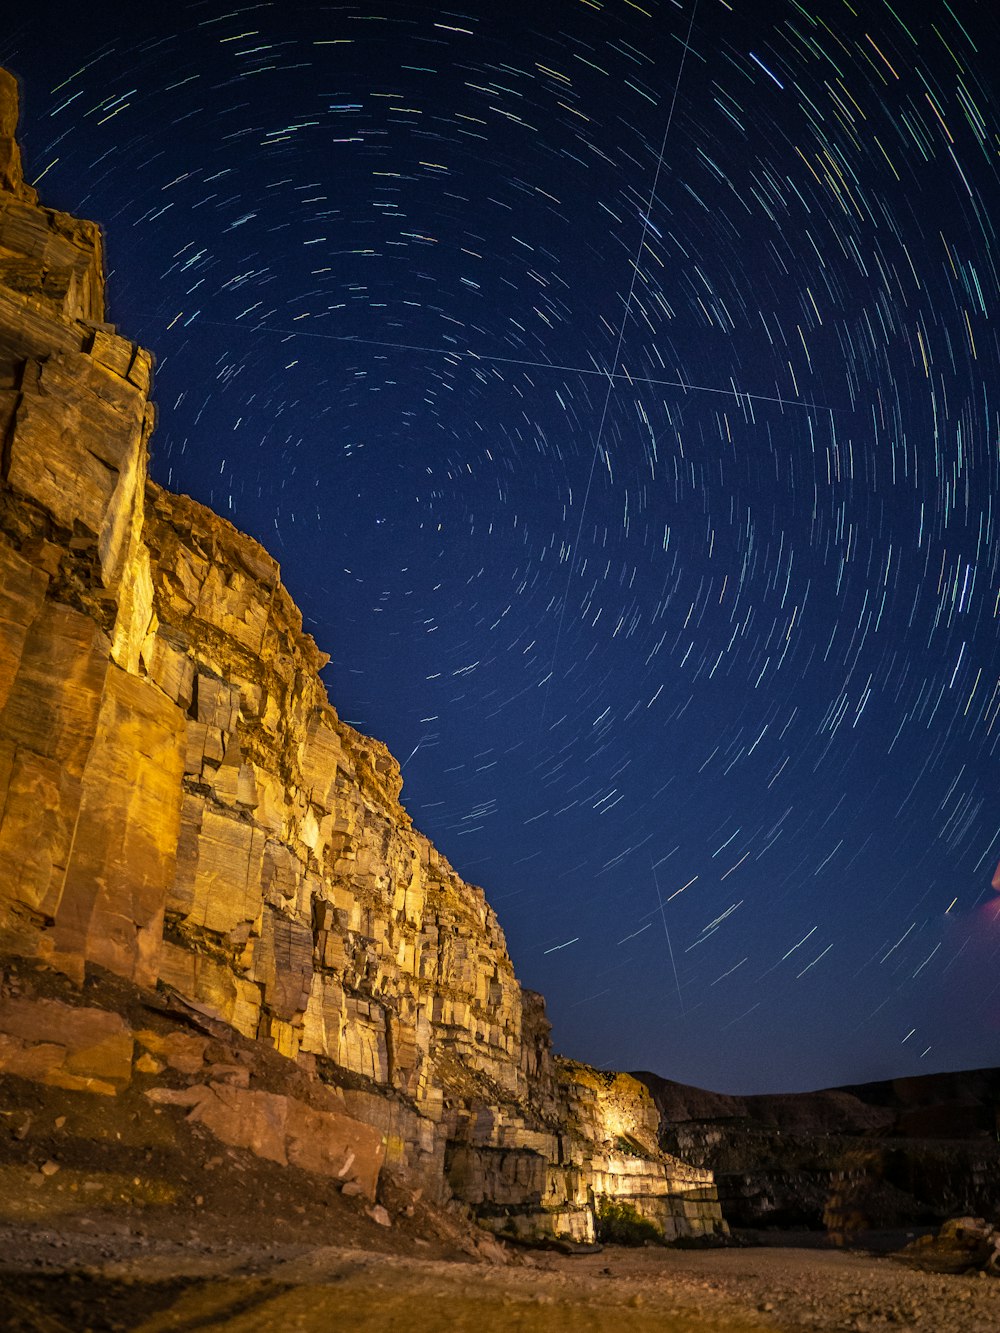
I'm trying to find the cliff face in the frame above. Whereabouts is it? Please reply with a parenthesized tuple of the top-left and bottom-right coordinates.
(637, 1068, 1000, 1237)
(0, 68, 724, 1245)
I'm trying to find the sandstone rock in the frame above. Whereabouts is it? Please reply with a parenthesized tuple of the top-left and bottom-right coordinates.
(135, 1029, 209, 1075)
(0, 70, 105, 322)
(0, 69, 31, 200)
(0, 64, 728, 1245)
(49, 666, 185, 985)
(896, 1216, 1000, 1276)
(0, 997, 132, 1095)
(146, 1081, 384, 1199)
(156, 942, 262, 1040)
(6, 352, 149, 580)
(0, 543, 48, 715)
(557, 1060, 662, 1156)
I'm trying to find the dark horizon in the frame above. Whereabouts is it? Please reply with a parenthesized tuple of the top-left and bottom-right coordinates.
(632, 1057, 1000, 1101)
(4, 0, 999, 1096)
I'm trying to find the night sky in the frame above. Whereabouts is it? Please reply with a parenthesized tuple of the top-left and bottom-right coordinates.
(6, 0, 999, 1094)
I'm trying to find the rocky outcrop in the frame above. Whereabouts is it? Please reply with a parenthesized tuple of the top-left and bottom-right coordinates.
(0, 976, 386, 1201)
(0, 67, 725, 1245)
(637, 1068, 1000, 1237)
(445, 1060, 722, 1244)
(895, 1216, 1000, 1277)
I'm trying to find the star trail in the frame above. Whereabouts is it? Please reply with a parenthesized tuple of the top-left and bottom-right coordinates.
(7, 0, 999, 1093)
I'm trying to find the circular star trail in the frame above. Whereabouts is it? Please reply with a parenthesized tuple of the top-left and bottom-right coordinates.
(8, 0, 1000, 1092)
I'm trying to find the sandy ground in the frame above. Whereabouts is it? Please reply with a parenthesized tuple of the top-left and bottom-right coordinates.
(0, 969, 995, 1333)
(1, 1224, 997, 1332)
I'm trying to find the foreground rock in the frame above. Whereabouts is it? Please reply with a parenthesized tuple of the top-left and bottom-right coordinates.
(895, 1216, 1000, 1277)
(0, 66, 725, 1246)
(0, 957, 504, 1267)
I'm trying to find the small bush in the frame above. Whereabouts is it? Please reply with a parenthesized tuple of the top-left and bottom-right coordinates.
(595, 1198, 662, 1246)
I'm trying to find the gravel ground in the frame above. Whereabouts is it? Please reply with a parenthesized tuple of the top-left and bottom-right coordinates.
(1, 1224, 997, 1331)
(0, 1017, 995, 1333)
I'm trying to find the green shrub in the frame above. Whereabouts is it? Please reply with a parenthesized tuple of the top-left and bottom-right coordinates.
(595, 1198, 662, 1246)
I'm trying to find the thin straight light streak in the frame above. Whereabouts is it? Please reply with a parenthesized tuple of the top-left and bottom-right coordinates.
(189, 319, 836, 413)
(539, 0, 702, 739)
(652, 856, 685, 1016)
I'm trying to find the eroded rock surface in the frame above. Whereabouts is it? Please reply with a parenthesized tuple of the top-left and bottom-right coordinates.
(0, 67, 724, 1245)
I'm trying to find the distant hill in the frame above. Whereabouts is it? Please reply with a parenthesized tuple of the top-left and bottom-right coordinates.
(634, 1067, 1000, 1233)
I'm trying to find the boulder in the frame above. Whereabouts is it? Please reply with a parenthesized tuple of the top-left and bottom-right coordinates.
(0, 997, 132, 1095)
(146, 1082, 384, 1200)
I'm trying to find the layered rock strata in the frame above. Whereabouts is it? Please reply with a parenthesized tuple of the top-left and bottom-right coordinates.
(638, 1068, 1000, 1236)
(0, 68, 725, 1244)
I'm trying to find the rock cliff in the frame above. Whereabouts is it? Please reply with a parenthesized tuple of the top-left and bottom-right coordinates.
(0, 67, 724, 1246)
(637, 1067, 1000, 1238)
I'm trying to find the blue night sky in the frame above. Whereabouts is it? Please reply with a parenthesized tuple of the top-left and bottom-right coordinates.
(6, 0, 999, 1093)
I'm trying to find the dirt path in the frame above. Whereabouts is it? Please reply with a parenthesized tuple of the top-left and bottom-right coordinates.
(2, 1229, 997, 1332)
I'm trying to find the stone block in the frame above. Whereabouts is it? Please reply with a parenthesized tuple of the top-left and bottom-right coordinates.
(0, 602, 110, 930)
(446, 1144, 547, 1207)
(0, 196, 104, 322)
(168, 806, 266, 937)
(0, 600, 109, 773)
(134, 1028, 209, 1075)
(6, 353, 145, 574)
(142, 632, 195, 710)
(252, 907, 313, 1022)
(51, 666, 185, 985)
(0, 997, 132, 1095)
(261, 842, 302, 911)
(192, 672, 241, 731)
(0, 742, 79, 923)
(157, 941, 262, 1038)
(146, 1081, 384, 1198)
(0, 541, 48, 714)
(0, 68, 30, 198)
(298, 710, 345, 807)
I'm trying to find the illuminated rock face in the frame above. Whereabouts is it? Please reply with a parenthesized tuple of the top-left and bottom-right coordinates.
(0, 68, 725, 1242)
